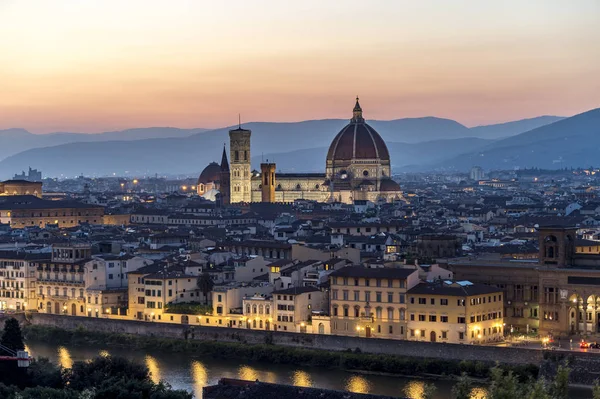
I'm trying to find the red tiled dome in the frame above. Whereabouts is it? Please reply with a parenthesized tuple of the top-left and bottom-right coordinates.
(326, 98, 390, 162)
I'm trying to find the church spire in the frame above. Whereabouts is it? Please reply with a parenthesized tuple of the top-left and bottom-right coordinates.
(351, 96, 364, 123)
(220, 143, 229, 171)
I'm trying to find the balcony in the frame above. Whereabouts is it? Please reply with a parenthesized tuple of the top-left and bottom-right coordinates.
(48, 295, 70, 300)
(37, 278, 84, 285)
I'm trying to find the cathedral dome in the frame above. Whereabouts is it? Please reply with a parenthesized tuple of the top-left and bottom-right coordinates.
(326, 98, 390, 162)
(197, 162, 221, 185)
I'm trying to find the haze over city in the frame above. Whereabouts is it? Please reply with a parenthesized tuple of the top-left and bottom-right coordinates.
(1, 0, 599, 133)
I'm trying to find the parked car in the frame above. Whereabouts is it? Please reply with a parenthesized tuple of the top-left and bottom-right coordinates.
(580, 341, 590, 349)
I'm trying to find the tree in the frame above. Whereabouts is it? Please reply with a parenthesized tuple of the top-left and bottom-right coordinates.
(593, 379, 600, 399)
(65, 356, 149, 391)
(525, 378, 549, 399)
(1, 318, 24, 351)
(197, 272, 214, 305)
(451, 373, 472, 399)
(421, 383, 437, 399)
(488, 366, 522, 399)
(549, 364, 570, 399)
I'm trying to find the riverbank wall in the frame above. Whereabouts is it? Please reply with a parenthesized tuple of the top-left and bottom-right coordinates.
(26, 312, 542, 365)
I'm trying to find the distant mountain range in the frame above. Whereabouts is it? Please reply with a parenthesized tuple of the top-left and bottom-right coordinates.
(0, 127, 208, 162)
(0, 113, 582, 178)
(429, 108, 600, 171)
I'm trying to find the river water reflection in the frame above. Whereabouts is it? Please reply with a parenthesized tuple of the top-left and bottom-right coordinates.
(24, 340, 590, 399)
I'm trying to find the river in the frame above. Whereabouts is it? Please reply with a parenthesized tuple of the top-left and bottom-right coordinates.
(24, 340, 591, 399)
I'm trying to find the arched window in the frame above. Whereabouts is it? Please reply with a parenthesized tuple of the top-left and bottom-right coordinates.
(252, 305, 257, 314)
(363, 170, 369, 177)
(375, 307, 382, 319)
(246, 304, 251, 314)
(259, 305, 263, 314)
(295, 184, 301, 190)
(265, 305, 270, 315)
(399, 309, 405, 320)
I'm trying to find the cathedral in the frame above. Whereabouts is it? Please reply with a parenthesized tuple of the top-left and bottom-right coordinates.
(197, 98, 403, 204)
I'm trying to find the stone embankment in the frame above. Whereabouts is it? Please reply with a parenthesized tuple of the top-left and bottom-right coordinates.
(27, 312, 541, 365)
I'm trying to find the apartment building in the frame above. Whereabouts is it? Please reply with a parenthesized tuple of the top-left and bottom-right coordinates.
(329, 266, 419, 339)
(36, 243, 92, 316)
(85, 254, 152, 314)
(272, 286, 327, 332)
(0, 251, 50, 311)
(128, 264, 198, 321)
(406, 281, 504, 344)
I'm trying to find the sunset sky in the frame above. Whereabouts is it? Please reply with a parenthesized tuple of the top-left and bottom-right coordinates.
(1, 0, 599, 133)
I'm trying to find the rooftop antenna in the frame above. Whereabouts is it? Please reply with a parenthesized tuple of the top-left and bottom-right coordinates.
(238, 114, 241, 129)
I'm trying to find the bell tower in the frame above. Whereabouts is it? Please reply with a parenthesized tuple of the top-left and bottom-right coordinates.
(538, 226, 576, 267)
(229, 124, 251, 203)
(260, 162, 276, 203)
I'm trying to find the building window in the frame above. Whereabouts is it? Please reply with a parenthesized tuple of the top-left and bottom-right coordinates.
(418, 314, 426, 322)
(418, 298, 426, 305)
(459, 332, 465, 340)
(440, 299, 448, 306)
(440, 315, 448, 323)
(442, 331, 447, 339)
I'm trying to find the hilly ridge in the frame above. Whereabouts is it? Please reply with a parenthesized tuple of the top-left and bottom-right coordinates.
(431, 108, 600, 171)
(0, 114, 573, 178)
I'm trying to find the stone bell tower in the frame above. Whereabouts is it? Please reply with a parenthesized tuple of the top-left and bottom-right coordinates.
(538, 226, 576, 267)
(229, 124, 251, 203)
(260, 162, 276, 203)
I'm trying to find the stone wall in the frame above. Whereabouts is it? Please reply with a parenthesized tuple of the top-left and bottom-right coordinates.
(27, 313, 542, 365)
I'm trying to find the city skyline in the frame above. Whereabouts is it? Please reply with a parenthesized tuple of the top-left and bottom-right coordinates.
(1, 0, 599, 133)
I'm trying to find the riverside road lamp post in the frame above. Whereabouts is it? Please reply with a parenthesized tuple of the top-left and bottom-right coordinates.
(62, 305, 67, 315)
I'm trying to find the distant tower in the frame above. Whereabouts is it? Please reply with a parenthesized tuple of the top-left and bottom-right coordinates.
(261, 162, 276, 203)
(219, 145, 231, 206)
(229, 123, 252, 203)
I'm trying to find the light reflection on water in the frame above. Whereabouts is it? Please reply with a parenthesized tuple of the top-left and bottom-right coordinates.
(404, 380, 426, 398)
(57, 346, 73, 369)
(145, 355, 161, 384)
(24, 340, 592, 399)
(292, 370, 312, 387)
(191, 360, 208, 398)
(238, 365, 259, 381)
(345, 375, 371, 394)
(469, 387, 487, 399)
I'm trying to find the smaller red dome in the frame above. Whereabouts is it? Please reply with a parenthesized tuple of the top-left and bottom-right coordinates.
(197, 162, 221, 185)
